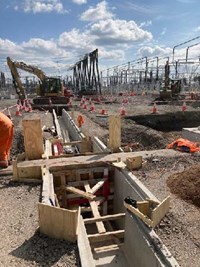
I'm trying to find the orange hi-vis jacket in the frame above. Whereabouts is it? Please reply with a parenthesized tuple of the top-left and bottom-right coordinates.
(77, 115, 84, 128)
(166, 138, 200, 153)
(0, 112, 14, 165)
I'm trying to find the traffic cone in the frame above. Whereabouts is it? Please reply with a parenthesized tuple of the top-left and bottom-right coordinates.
(83, 102, 88, 109)
(182, 101, 186, 112)
(101, 106, 107, 115)
(28, 102, 33, 112)
(15, 104, 22, 116)
(90, 102, 95, 112)
(120, 105, 126, 116)
(152, 102, 158, 113)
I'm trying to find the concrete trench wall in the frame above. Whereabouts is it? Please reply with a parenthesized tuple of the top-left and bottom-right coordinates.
(61, 109, 110, 153)
(38, 164, 179, 266)
(113, 168, 179, 267)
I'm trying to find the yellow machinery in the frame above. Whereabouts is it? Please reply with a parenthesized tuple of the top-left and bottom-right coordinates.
(159, 61, 182, 100)
(7, 57, 68, 105)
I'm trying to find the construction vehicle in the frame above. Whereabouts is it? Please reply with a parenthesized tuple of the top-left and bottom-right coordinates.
(7, 57, 70, 105)
(159, 61, 183, 101)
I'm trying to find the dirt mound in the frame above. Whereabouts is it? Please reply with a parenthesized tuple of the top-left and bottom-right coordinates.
(167, 164, 200, 207)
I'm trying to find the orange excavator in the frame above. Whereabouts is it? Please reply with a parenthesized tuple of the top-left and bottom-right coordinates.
(167, 138, 200, 153)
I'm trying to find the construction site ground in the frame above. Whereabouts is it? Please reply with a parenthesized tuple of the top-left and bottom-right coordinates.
(0, 95, 200, 267)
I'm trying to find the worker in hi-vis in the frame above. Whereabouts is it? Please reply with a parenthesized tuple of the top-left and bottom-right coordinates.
(0, 111, 14, 168)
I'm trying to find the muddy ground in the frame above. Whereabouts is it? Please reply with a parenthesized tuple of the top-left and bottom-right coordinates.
(0, 96, 200, 267)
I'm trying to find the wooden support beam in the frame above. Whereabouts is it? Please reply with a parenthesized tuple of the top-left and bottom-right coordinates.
(88, 230, 124, 243)
(124, 202, 153, 227)
(60, 174, 67, 208)
(84, 213, 125, 224)
(84, 182, 106, 234)
(68, 178, 104, 187)
(53, 109, 62, 139)
(93, 243, 124, 253)
(90, 179, 105, 194)
(66, 186, 96, 200)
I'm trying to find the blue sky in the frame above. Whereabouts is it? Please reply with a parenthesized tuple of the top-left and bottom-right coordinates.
(0, 0, 200, 77)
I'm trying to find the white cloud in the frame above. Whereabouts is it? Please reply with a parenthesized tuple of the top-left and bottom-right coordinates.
(15, 0, 68, 14)
(22, 38, 70, 58)
(0, 39, 24, 56)
(80, 1, 114, 22)
(58, 29, 94, 51)
(139, 20, 152, 28)
(90, 19, 152, 45)
(137, 45, 172, 57)
(72, 0, 87, 5)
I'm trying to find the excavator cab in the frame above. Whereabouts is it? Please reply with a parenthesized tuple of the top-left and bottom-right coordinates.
(170, 79, 182, 97)
(39, 77, 63, 96)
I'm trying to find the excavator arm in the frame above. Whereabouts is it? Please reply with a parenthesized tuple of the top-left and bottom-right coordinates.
(7, 57, 26, 100)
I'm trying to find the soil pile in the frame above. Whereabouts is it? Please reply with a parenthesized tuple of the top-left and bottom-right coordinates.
(167, 164, 200, 207)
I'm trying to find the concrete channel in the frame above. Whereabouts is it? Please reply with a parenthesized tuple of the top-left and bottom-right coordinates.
(36, 110, 179, 266)
(14, 109, 180, 266)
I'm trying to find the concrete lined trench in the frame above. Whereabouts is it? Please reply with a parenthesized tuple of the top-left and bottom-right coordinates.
(1, 98, 200, 267)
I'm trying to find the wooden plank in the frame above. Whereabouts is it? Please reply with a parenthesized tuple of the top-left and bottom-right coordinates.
(77, 216, 95, 267)
(60, 174, 67, 208)
(43, 139, 52, 159)
(94, 243, 124, 253)
(137, 201, 150, 216)
(53, 109, 62, 139)
(68, 178, 103, 187)
(126, 156, 142, 170)
(88, 230, 124, 243)
(66, 186, 96, 200)
(80, 137, 92, 153)
(90, 179, 105, 194)
(151, 196, 170, 228)
(62, 140, 82, 146)
(38, 203, 78, 242)
(107, 115, 121, 152)
(84, 213, 125, 224)
(84, 182, 106, 234)
(41, 167, 55, 205)
(17, 165, 42, 179)
(22, 117, 44, 160)
(124, 202, 153, 227)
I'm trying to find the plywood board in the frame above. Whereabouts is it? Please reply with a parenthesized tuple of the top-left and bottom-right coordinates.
(77, 216, 95, 267)
(107, 115, 121, 152)
(38, 203, 78, 242)
(151, 196, 170, 228)
(22, 117, 44, 160)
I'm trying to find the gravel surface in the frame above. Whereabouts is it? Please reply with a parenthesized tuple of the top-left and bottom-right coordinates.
(132, 155, 200, 267)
